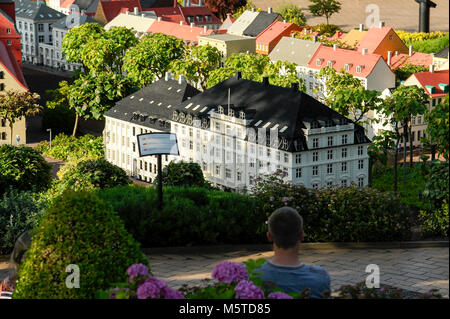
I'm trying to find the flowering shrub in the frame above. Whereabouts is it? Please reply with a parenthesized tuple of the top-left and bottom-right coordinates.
(251, 170, 411, 242)
(212, 261, 249, 284)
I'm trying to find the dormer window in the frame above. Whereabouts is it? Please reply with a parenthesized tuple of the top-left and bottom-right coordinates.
(218, 106, 224, 114)
(327, 60, 335, 68)
(196, 15, 203, 22)
(316, 58, 323, 66)
(345, 63, 353, 72)
(187, 16, 194, 23)
(325, 120, 333, 127)
(239, 111, 245, 120)
(356, 65, 365, 73)
(311, 121, 320, 129)
(205, 15, 212, 22)
(228, 108, 234, 117)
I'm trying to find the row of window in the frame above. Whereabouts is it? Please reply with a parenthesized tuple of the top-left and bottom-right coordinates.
(312, 177, 365, 189)
(18, 21, 50, 33)
(311, 135, 355, 148)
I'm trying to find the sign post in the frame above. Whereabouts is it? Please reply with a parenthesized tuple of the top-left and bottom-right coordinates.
(137, 132, 179, 210)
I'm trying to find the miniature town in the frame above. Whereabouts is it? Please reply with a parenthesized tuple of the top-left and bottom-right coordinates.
(0, 0, 448, 302)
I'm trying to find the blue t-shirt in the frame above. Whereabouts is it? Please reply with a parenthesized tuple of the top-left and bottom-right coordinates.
(256, 260, 330, 299)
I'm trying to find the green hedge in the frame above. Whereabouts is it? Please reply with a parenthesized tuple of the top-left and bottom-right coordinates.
(96, 185, 266, 247)
(13, 191, 148, 299)
(35, 133, 104, 162)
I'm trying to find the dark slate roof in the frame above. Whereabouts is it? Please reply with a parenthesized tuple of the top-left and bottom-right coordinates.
(435, 46, 449, 58)
(73, 0, 97, 10)
(139, 0, 173, 8)
(52, 14, 98, 29)
(169, 76, 370, 152)
(0, 0, 14, 3)
(105, 77, 200, 132)
(242, 11, 281, 37)
(15, 0, 66, 20)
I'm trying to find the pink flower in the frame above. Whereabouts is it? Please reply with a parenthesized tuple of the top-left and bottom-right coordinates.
(127, 263, 149, 283)
(137, 280, 161, 299)
(235, 280, 264, 299)
(212, 261, 248, 283)
(268, 292, 293, 299)
(162, 287, 185, 299)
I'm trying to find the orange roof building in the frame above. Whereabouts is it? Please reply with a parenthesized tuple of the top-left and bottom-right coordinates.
(256, 20, 303, 55)
(341, 28, 367, 49)
(0, 5, 21, 69)
(390, 50, 433, 69)
(147, 18, 214, 44)
(356, 23, 408, 61)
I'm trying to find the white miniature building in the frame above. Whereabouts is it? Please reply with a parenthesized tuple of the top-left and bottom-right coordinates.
(104, 72, 371, 191)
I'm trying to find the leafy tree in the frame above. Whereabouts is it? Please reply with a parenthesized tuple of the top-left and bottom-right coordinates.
(393, 64, 428, 86)
(204, 0, 247, 20)
(317, 67, 380, 126)
(276, 3, 307, 26)
(308, 0, 341, 25)
(0, 145, 52, 196)
(156, 161, 206, 187)
(123, 33, 186, 88)
(379, 85, 429, 192)
(44, 81, 75, 135)
(170, 44, 222, 91)
(68, 72, 137, 136)
(0, 90, 41, 144)
(61, 23, 105, 73)
(206, 53, 305, 91)
(312, 23, 342, 37)
(422, 94, 449, 161)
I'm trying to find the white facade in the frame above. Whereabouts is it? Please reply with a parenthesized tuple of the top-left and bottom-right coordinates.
(104, 112, 370, 191)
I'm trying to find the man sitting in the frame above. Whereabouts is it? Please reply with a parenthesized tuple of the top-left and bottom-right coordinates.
(256, 207, 330, 298)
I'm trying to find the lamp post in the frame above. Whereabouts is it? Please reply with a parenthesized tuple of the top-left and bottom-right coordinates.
(415, 0, 437, 33)
(47, 128, 52, 148)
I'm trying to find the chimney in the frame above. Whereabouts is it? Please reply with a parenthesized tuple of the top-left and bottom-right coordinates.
(333, 44, 338, 51)
(141, 14, 146, 18)
(379, 21, 385, 28)
(203, 25, 207, 33)
(359, 23, 364, 32)
(362, 48, 368, 55)
(395, 50, 398, 55)
(409, 45, 413, 56)
(291, 82, 299, 91)
(387, 51, 392, 66)
(157, 16, 162, 22)
(262, 77, 269, 86)
(199, 0, 203, 6)
(179, 74, 185, 84)
(236, 71, 242, 80)
(187, 0, 191, 7)
(180, 21, 184, 26)
(304, 29, 307, 35)
(165, 72, 170, 81)
(190, 22, 194, 28)
(126, 10, 129, 15)
(283, 19, 286, 23)
(134, 7, 139, 15)
(429, 64, 435, 73)
(268, 7, 273, 14)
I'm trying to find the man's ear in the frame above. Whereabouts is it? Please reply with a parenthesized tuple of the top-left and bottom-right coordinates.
(267, 231, 273, 242)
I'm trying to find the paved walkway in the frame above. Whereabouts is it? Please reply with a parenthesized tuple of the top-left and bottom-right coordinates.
(1, 246, 448, 297)
(253, 0, 449, 32)
(147, 246, 449, 297)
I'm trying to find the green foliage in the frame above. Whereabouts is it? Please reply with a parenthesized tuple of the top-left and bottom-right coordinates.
(35, 133, 104, 162)
(156, 161, 207, 188)
(396, 30, 448, 44)
(275, 3, 307, 26)
(58, 158, 131, 191)
(0, 190, 47, 255)
(252, 171, 411, 242)
(422, 161, 449, 211)
(419, 203, 449, 238)
(123, 33, 186, 87)
(308, 0, 341, 24)
(170, 44, 222, 90)
(411, 36, 449, 54)
(68, 72, 137, 121)
(372, 164, 427, 210)
(13, 191, 148, 299)
(206, 53, 305, 91)
(0, 145, 52, 196)
(423, 94, 449, 161)
(393, 64, 428, 85)
(368, 130, 397, 166)
(96, 185, 266, 247)
(312, 24, 342, 37)
(232, 1, 259, 19)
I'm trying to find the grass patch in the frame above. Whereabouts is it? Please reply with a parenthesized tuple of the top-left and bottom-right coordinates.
(411, 36, 449, 54)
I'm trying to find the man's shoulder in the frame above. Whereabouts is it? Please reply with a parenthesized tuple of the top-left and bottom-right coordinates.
(304, 265, 329, 277)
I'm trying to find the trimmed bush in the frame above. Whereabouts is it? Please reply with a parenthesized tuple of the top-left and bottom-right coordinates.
(58, 158, 131, 191)
(97, 185, 266, 247)
(35, 133, 104, 162)
(312, 24, 342, 37)
(0, 145, 52, 196)
(156, 161, 206, 188)
(0, 190, 47, 255)
(13, 191, 148, 299)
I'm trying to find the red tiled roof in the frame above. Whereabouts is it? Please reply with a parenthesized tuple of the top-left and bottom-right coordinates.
(99, 0, 142, 23)
(256, 20, 303, 45)
(327, 30, 345, 41)
(147, 19, 214, 43)
(390, 52, 433, 69)
(307, 45, 385, 78)
(411, 70, 449, 97)
(356, 26, 392, 53)
(144, 3, 220, 25)
(0, 41, 28, 91)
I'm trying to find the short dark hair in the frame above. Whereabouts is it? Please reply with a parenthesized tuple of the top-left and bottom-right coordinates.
(268, 207, 303, 249)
